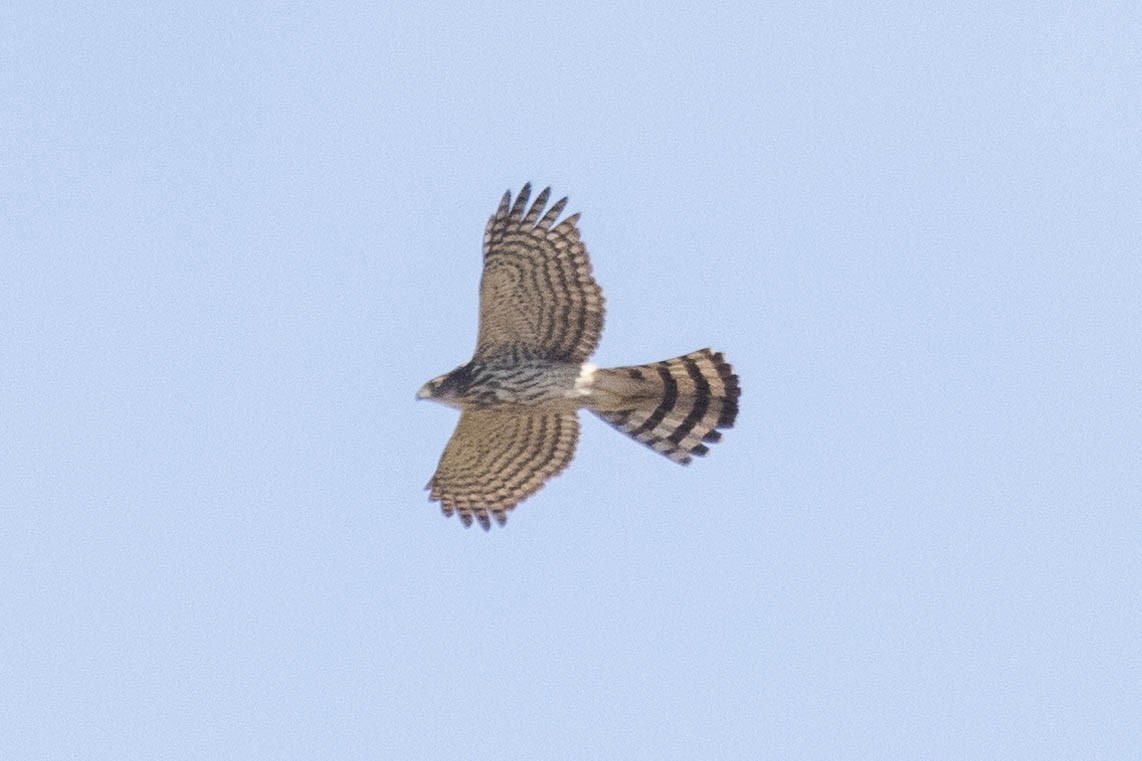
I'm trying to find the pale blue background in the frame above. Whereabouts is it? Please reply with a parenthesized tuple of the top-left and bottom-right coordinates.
(3, 3, 1139, 759)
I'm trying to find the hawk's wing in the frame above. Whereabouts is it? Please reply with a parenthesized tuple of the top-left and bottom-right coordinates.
(475, 184, 605, 362)
(426, 409, 580, 530)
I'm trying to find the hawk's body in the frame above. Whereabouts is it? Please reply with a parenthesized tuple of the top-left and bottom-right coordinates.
(418, 184, 740, 529)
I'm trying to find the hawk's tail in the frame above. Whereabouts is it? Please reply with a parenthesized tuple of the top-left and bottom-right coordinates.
(587, 349, 740, 464)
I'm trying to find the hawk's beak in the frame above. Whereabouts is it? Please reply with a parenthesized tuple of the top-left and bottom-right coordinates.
(416, 383, 433, 400)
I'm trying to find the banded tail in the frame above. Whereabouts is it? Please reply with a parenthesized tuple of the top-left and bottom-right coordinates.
(586, 349, 740, 464)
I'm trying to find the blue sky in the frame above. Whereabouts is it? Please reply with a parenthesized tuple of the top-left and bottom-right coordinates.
(3, 2, 1139, 759)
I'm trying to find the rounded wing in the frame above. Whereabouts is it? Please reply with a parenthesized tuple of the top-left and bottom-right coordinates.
(426, 410, 580, 530)
(475, 184, 605, 362)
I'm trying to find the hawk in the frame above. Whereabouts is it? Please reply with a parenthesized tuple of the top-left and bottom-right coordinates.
(417, 184, 740, 529)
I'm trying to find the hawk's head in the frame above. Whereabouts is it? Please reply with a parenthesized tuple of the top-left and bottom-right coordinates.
(416, 364, 476, 409)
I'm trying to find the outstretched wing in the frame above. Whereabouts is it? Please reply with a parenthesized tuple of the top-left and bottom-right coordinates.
(426, 409, 580, 530)
(475, 184, 605, 362)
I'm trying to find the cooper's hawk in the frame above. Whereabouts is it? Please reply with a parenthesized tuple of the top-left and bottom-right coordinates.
(418, 184, 740, 529)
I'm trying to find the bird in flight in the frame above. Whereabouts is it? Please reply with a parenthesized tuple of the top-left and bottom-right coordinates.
(418, 184, 740, 529)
